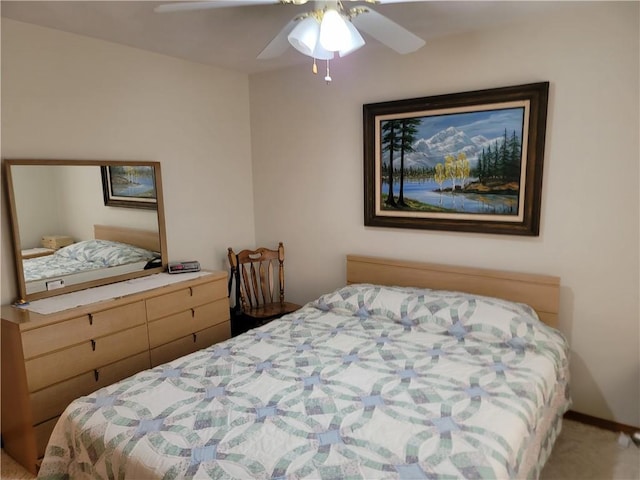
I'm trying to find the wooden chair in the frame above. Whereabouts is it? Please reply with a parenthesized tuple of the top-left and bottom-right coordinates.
(227, 242, 300, 335)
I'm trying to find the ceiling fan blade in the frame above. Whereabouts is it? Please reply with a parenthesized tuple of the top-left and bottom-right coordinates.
(352, 7, 425, 54)
(257, 18, 298, 59)
(154, 1, 279, 14)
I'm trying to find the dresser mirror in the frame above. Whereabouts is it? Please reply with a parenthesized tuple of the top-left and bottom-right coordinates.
(4, 159, 168, 303)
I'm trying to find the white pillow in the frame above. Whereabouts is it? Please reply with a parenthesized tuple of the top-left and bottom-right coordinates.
(56, 239, 155, 267)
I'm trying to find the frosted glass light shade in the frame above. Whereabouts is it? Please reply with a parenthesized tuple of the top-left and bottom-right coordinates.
(311, 43, 335, 60)
(319, 9, 351, 52)
(339, 20, 365, 57)
(309, 42, 334, 60)
(288, 17, 320, 57)
(288, 16, 334, 60)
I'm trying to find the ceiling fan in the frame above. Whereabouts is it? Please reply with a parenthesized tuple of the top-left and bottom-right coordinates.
(154, 0, 426, 82)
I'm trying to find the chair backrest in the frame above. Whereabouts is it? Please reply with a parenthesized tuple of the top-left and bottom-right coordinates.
(228, 243, 286, 313)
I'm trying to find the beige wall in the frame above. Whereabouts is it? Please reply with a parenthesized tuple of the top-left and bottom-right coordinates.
(1, 2, 638, 428)
(11, 164, 159, 248)
(1, 19, 256, 303)
(249, 2, 639, 427)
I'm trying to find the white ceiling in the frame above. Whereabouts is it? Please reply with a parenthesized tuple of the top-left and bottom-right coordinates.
(1, 1, 568, 74)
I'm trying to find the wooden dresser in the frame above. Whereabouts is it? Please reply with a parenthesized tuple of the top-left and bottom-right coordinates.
(1, 271, 230, 475)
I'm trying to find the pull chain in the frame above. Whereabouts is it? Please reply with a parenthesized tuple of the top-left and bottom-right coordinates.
(324, 59, 332, 84)
(311, 58, 333, 84)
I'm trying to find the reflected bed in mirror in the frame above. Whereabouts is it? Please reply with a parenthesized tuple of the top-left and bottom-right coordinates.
(4, 160, 168, 303)
(23, 225, 161, 295)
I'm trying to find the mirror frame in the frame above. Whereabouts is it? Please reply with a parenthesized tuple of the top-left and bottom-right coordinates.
(4, 159, 168, 303)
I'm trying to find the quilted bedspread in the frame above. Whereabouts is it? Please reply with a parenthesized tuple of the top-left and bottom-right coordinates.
(38, 284, 570, 479)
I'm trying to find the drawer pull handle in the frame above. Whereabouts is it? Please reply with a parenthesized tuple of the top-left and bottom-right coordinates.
(191, 308, 195, 318)
(189, 287, 194, 297)
(89, 313, 93, 326)
(192, 333, 197, 343)
(91, 339, 96, 351)
(94, 369, 99, 382)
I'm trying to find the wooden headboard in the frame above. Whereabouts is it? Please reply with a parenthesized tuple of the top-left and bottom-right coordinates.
(346, 255, 560, 328)
(94, 224, 161, 253)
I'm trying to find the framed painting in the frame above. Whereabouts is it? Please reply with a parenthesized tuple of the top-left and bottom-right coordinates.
(363, 82, 549, 236)
(101, 165, 157, 210)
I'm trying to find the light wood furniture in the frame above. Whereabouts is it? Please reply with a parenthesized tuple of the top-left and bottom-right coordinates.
(94, 224, 161, 252)
(21, 248, 55, 260)
(1, 271, 230, 475)
(146, 277, 230, 366)
(227, 243, 300, 335)
(346, 255, 560, 327)
(40, 235, 73, 250)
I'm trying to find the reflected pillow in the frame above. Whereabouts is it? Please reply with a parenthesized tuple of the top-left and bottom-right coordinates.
(56, 239, 156, 267)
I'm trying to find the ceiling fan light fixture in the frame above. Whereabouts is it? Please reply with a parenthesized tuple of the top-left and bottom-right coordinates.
(288, 16, 320, 57)
(310, 43, 335, 61)
(288, 15, 334, 60)
(319, 8, 351, 52)
(338, 20, 365, 57)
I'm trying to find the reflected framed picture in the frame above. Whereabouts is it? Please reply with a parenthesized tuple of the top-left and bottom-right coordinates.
(363, 82, 549, 236)
(101, 165, 157, 210)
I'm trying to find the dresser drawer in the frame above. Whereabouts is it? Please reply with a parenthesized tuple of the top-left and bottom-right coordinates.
(147, 298, 229, 348)
(30, 351, 151, 425)
(22, 301, 146, 359)
(149, 321, 231, 367)
(26, 324, 149, 392)
(146, 277, 226, 321)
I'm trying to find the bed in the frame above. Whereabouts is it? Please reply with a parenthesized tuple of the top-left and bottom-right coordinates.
(24, 225, 160, 295)
(37, 255, 570, 479)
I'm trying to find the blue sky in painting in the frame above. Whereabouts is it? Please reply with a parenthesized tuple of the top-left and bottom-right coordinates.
(415, 108, 525, 140)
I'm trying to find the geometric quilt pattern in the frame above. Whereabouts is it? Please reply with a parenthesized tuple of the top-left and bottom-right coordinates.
(38, 284, 570, 480)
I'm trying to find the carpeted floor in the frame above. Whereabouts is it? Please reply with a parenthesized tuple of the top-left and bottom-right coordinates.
(1, 419, 638, 479)
(540, 420, 639, 479)
(1, 450, 34, 480)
